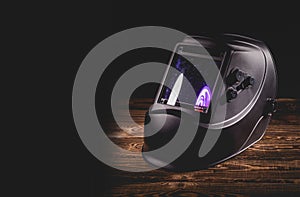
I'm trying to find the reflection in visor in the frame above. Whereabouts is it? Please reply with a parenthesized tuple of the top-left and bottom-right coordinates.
(167, 73, 183, 106)
(194, 85, 211, 112)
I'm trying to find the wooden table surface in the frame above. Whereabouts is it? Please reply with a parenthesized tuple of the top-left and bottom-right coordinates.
(99, 98, 300, 196)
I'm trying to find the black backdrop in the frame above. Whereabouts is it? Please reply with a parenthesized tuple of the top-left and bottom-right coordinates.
(12, 1, 300, 196)
(68, 2, 300, 99)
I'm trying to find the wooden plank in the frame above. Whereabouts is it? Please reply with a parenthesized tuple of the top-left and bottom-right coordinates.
(99, 98, 300, 196)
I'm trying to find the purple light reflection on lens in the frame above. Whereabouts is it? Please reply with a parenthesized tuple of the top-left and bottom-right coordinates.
(195, 85, 211, 107)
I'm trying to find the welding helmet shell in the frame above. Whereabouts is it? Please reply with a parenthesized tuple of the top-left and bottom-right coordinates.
(142, 34, 277, 171)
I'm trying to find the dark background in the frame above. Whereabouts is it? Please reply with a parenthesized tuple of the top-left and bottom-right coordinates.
(9, 1, 299, 196)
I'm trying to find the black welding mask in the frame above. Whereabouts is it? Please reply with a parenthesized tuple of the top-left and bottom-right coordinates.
(142, 34, 277, 171)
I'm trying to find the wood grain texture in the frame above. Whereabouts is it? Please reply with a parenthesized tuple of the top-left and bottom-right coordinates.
(99, 98, 300, 196)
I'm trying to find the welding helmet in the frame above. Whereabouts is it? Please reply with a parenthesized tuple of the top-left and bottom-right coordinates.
(142, 34, 277, 171)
